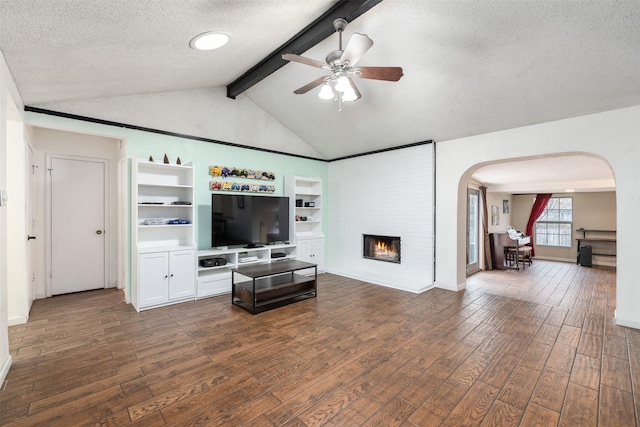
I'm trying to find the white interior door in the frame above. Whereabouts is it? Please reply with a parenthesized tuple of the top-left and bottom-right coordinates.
(48, 155, 107, 295)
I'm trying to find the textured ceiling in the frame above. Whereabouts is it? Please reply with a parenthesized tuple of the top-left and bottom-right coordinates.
(472, 155, 616, 194)
(1, 0, 638, 188)
(0, 0, 338, 104)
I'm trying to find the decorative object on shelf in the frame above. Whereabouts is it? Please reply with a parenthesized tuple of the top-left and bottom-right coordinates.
(164, 154, 169, 164)
(143, 218, 165, 225)
(209, 165, 275, 180)
(177, 157, 182, 165)
(142, 218, 191, 225)
(210, 181, 275, 193)
(149, 155, 154, 162)
(166, 219, 191, 224)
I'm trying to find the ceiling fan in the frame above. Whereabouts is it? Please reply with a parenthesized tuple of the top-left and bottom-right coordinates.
(282, 18, 403, 108)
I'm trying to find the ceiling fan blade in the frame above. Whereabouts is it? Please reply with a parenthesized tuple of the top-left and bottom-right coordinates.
(282, 53, 329, 70)
(353, 66, 404, 82)
(340, 33, 373, 67)
(293, 76, 327, 94)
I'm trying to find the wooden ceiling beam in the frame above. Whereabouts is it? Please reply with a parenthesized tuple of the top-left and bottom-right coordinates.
(226, 0, 383, 99)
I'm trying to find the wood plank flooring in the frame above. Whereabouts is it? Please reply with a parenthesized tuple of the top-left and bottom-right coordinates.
(2, 260, 637, 426)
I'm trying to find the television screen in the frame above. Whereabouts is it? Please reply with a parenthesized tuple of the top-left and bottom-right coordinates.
(211, 194, 289, 247)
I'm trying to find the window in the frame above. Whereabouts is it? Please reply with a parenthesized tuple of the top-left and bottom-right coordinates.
(535, 197, 573, 247)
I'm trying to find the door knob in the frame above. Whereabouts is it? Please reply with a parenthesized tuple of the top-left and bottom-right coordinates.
(96, 230, 103, 235)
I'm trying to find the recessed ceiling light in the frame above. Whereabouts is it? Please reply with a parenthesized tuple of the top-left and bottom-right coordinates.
(189, 31, 229, 50)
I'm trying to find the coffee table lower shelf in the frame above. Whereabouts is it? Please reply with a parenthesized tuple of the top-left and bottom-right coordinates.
(232, 260, 317, 314)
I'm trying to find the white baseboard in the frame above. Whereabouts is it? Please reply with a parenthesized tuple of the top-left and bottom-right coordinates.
(533, 256, 575, 263)
(8, 315, 28, 326)
(324, 268, 431, 294)
(0, 354, 12, 386)
(615, 316, 640, 330)
(534, 256, 616, 267)
(432, 281, 463, 292)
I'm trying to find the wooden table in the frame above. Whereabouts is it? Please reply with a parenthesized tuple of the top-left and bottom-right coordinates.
(232, 260, 317, 314)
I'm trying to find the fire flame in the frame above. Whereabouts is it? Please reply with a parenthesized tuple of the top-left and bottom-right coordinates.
(374, 240, 397, 257)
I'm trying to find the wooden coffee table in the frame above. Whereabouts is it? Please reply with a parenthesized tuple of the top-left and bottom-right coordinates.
(232, 260, 317, 314)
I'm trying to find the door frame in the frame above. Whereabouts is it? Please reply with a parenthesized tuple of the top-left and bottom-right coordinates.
(26, 143, 35, 311)
(466, 187, 480, 276)
(45, 153, 109, 297)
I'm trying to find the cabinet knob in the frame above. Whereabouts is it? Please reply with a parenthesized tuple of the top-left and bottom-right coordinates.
(96, 230, 103, 235)
(164, 275, 168, 279)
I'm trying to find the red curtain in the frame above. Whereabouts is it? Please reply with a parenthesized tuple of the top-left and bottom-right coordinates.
(525, 193, 553, 257)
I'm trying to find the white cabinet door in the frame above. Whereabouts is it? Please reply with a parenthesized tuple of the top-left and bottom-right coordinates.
(138, 252, 169, 307)
(169, 250, 195, 300)
(296, 238, 324, 273)
(297, 239, 312, 263)
(311, 238, 325, 273)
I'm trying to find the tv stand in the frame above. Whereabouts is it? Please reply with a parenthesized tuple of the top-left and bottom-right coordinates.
(196, 244, 297, 299)
(232, 260, 317, 314)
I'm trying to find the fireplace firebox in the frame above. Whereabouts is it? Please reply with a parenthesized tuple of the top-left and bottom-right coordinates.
(363, 234, 401, 264)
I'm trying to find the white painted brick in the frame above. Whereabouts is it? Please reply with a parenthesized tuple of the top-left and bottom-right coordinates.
(327, 145, 434, 293)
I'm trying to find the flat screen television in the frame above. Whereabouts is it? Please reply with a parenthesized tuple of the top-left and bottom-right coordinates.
(211, 194, 289, 248)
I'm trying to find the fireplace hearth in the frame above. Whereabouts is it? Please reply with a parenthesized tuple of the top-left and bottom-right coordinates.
(363, 234, 401, 264)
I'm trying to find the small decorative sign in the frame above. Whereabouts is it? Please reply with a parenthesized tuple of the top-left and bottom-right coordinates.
(210, 181, 275, 193)
(209, 165, 275, 180)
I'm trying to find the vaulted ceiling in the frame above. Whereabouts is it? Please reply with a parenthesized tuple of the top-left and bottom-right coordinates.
(1, 0, 638, 189)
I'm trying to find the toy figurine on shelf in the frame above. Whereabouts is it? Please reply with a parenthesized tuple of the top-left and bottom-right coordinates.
(148, 156, 153, 162)
(163, 154, 169, 164)
(176, 157, 181, 165)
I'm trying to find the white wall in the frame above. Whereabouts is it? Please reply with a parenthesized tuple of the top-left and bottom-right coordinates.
(0, 49, 24, 386)
(37, 87, 324, 159)
(327, 144, 434, 293)
(486, 192, 512, 234)
(435, 106, 640, 328)
(31, 128, 123, 298)
(7, 118, 27, 325)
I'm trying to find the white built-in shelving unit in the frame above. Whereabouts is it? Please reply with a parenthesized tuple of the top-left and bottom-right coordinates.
(286, 176, 325, 273)
(131, 158, 196, 311)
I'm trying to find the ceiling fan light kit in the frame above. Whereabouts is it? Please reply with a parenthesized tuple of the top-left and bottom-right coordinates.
(282, 18, 403, 110)
(318, 82, 334, 100)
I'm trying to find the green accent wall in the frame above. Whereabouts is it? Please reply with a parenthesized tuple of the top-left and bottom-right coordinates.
(126, 132, 328, 249)
(26, 112, 328, 299)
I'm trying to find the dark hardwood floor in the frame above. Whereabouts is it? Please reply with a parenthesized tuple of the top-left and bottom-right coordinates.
(1, 260, 637, 426)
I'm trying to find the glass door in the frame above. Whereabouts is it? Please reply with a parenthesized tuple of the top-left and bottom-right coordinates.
(467, 188, 480, 275)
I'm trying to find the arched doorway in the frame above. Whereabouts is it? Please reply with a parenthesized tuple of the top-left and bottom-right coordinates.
(467, 154, 615, 271)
